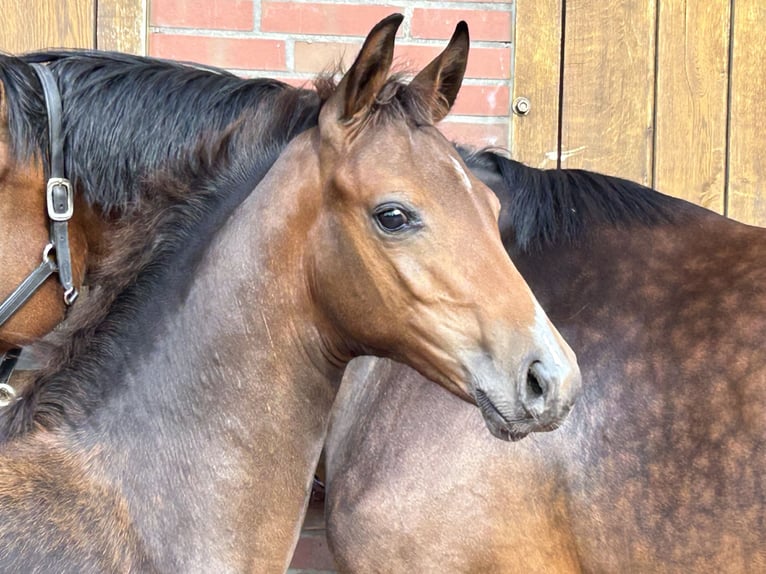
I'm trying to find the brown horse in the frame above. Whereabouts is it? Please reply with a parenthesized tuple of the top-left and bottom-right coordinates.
(0, 46, 321, 355)
(325, 150, 766, 572)
(0, 18, 579, 571)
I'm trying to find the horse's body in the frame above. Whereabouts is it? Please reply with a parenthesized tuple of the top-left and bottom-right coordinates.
(0, 19, 579, 571)
(325, 151, 766, 572)
(0, 47, 320, 350)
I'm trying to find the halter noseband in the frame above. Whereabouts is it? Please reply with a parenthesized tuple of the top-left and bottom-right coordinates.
(0, 63, 79, 328)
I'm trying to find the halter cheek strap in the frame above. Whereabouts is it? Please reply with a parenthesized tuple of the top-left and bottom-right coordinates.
(0, 63, 78, 328)
(33, 62, 78, 305)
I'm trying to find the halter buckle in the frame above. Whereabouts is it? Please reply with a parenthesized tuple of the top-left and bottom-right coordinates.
(41, 243, 58, 270)
(0, 383, 17, 408)
(46, 177, 74, 221)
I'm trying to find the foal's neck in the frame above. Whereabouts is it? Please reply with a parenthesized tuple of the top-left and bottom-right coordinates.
(84, 135, 341, 572)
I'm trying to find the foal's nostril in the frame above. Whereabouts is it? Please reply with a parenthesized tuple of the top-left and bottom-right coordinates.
(520, 361, 551, 420)
(527, 364, 544, 397)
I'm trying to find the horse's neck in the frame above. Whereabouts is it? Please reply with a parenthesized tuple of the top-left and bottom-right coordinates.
(83, 148, 338, 571)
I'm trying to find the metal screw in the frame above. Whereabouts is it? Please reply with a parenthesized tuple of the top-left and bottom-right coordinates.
(513, 97, 531, 116)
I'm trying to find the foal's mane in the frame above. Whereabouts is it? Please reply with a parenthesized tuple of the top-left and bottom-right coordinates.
(0, 50, 321, 211)
(461, 148, 683, 252)
(0, 113, 290, 440)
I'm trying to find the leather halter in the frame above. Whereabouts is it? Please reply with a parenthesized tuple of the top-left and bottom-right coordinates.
(0, 64, 79, 406)
(0, 63, 79, 328)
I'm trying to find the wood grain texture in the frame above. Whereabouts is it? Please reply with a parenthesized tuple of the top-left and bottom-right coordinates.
(0, 0, 95, 53)
(511, 0, 563, 169)
(654, 0, 729, 213)
(728, 0, 766, 225)
(96, 0, 146, 54)
(559, 0, 656, 183)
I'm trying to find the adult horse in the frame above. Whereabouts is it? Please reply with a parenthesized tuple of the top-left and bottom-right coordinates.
(325, 149, 766, 572)
(0, 17, 580, 571)
(0, 43, 321, 354)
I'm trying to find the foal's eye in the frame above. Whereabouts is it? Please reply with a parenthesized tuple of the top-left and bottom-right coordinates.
(374, 206, 411, 232)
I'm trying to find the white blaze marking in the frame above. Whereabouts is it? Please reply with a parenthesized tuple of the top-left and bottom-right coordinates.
(450, 156, 473, 193)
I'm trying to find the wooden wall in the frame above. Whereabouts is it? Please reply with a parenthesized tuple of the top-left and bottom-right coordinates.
(0, 0, 145, 54)
(513, 0, 766, 226)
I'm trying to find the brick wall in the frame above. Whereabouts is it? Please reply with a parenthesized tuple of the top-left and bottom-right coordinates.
(148, 0, 512, 148)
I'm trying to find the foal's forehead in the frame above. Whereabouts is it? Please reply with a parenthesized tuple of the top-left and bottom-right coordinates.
(330, 121, 495, 209)
(351, 122, 463, 173)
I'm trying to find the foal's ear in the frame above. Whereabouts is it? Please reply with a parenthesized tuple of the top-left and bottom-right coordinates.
(322, 13, 403, 124)
(409, 21, 469, 124)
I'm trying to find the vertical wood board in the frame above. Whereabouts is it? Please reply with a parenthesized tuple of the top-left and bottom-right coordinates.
(727, 0, 766, 225)
(511, 0, 563, 169)
(96, 0, 146, 54)
(653, 0, 730, 213)
(559, 0, 656, 184)
(0, 0, 95, 52)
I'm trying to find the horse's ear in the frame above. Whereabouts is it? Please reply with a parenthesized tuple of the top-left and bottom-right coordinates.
(321, 13, 403, 125)
(409, 21, 469, 124)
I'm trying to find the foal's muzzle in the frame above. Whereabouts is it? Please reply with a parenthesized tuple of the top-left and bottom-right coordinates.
(472, 351, 581, 442)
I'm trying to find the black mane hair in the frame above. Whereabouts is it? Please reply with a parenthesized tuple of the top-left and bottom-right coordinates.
(0, 110, 294, 440)
(460, 148, 684, 252)
(1, 50, 321, 212)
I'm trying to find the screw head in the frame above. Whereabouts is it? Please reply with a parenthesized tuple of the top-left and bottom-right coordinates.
(513, 97, 531, 116)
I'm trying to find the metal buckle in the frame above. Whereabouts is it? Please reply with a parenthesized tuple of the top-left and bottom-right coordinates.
(46, 177, 74, 221)
(64, 287, 78, 306)
(42, 242, 59, 270)
(0, 383, 16, 408)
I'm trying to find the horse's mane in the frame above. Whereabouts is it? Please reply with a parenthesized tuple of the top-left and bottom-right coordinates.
(1, 50, 321, 212)
(0, 111, 291, 440)
(461, 148, 685, 252)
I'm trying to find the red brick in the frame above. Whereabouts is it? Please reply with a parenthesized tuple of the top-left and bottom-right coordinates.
(438, 120, 509, 148)
(149, 33, 286, 70)
(394, 44, 510, 80)
(294, 41, 509, 80)
(294, 41, 358, 73)
(452, 84, 510, 116)
(150, 0, 254, 31)
(289, 533, 337, 570)
(411, 8, 511, 42)
(262, 2, 403, 36)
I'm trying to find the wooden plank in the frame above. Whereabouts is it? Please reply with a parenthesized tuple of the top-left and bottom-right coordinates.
(0, 0, 95, 53)
(728, 0, 766, 225)
(511, 0, 563, 169)
(559, 0, 656, 184)
(96, 0, 146, 54)
(653, 0, 729, 213)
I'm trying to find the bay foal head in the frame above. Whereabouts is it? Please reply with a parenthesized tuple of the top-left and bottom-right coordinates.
(303, 14, 580, 440)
